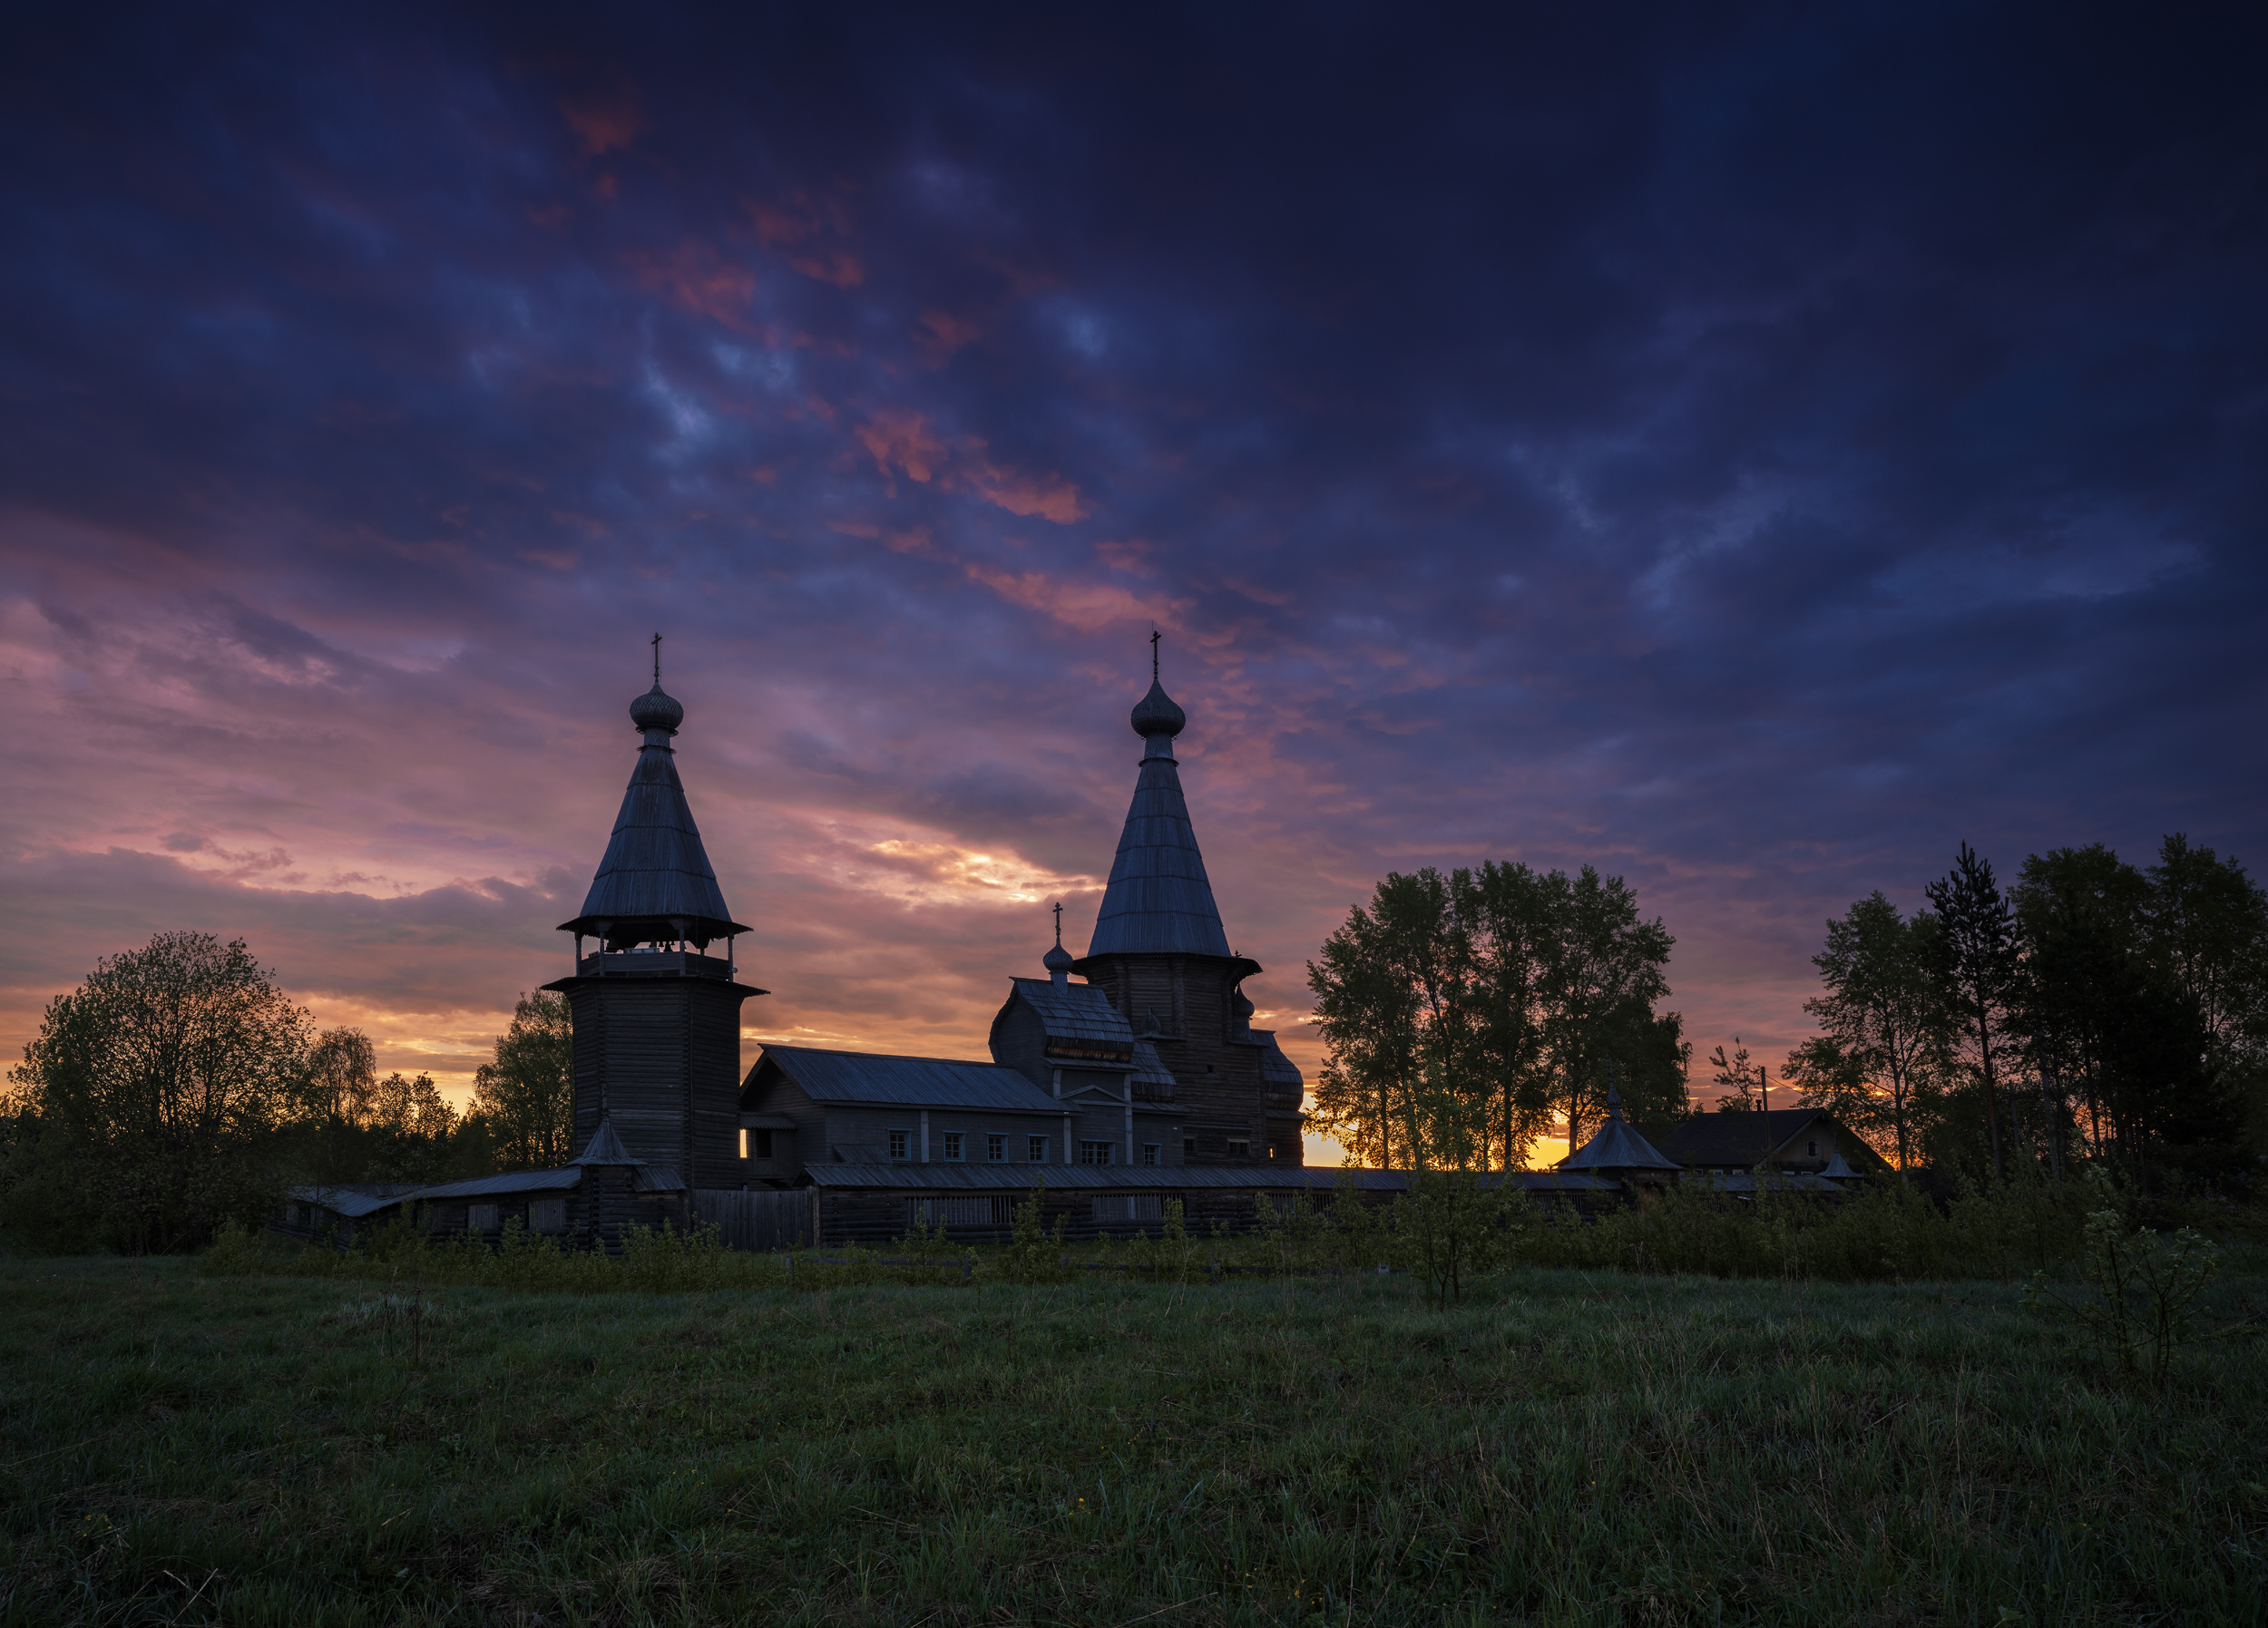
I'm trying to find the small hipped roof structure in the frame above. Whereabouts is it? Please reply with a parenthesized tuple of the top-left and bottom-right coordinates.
(1559, 1089, 1681, 1175)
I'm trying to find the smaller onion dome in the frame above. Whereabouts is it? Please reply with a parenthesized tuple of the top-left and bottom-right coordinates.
(630, 681, 684, 735)
(1231, 989, 1256, 1020)
(1129, 678, 1187, 739)
(1042, 941, 1075, 977)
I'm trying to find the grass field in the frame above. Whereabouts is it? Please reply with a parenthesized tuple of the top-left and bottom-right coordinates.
(2, 1254, 2263, 1626)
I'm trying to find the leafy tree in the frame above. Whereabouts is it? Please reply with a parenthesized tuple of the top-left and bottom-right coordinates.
(1537, 866, 1675, 1152)
(1308, 883, 1431, 1170)
(309, 1028, 379, 1126)
(1801, 892, 1953, 1170)
(1462, 862, 1559, 1166)
(5, 932, 315, 1252)
(2012, 841, 2249, 1192)
(1780, 1034, 1900, 1158)
(1311, 863, 1677, 1171)
(473, 990, 575, 1170)
(2013, 844, 2152, 1175)
(2143, 833, 2268, 1069)
(1706, 1038, 1764, 1114)
(1926, 843, 2023, 1181)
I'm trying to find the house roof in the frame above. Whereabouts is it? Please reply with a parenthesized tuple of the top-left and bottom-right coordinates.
(1080, 679, 1242, 963)
(291, 1155, 683, 1218)
(758, 1044, 1066, 1114)
(290, 1184, 416, 1220)
(1640, 1108, 1832, 1169)
(804, 1164, 1622, 1193)
(558, 682, 747, 946)
(1005, 976, 1135, 1049)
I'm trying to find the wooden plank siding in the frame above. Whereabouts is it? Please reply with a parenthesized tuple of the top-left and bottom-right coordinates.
(563, 972, 751, 1190)
(693, 1188, 812, 1250)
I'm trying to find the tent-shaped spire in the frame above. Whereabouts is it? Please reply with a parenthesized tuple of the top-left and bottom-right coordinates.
(1560, 1088, 1682, 1174)
(558, 666, 748, 950)
(1083, 670, 1236, 960)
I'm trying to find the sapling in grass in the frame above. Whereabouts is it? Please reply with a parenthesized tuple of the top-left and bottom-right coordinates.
(2025, 1204, 2221, 1386)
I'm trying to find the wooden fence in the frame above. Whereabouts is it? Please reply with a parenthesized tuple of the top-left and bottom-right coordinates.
(693, 1189, 812, 1251)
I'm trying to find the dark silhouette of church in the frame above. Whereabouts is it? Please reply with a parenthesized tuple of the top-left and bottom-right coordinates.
(546, 647, 1313, 1243)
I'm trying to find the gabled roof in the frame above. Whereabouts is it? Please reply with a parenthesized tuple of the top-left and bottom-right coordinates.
(1082, 680, 1239, 961)
(1005, 977, 1135, 1051)
(758, 1045, 1065, 1114)
(1641, 1108, 1833, 1169)
(559, 684, 746, 945)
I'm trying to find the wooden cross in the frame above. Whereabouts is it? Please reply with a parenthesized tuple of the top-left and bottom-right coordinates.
(1051, 900, 1064, 946)
(651, 630, 662, 684)
(1150, 627, 1161, 679)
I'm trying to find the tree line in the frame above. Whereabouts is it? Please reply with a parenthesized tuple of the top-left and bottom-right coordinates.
(1784, 833, 2265, 1194)
(1305, 833, 2267, 1195)
(2, 932, 576, 1252)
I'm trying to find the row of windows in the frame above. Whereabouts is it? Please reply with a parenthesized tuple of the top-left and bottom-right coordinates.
(745, 1126, 1282, 1165)
(910, 1194, 1167, 1227)
(884, 1133, 1168, 1166)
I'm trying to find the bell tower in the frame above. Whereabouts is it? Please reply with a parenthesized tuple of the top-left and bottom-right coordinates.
(543, 646, 766, 1189)
(1070, 647, 1304, 1163)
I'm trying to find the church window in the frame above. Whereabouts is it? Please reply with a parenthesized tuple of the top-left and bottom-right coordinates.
(1028, 1136, 1048, 1162)
(738, 1128, 748, 1158)
(1184, 1136, 1197, 1159)
(1142, 1143, 1161, 1166)
(1806, 1140, 1819, 1158)
(755, 1129, 774, 1158)
(987, 1134, 1006, 1162)
(1080, 1140, 1115, 1165)
(1226, 1140, 1250, 1160)
(889, 1129, 910, 1162)
(942, 1132, 965, 1161)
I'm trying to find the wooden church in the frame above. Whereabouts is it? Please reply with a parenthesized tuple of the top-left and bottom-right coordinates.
(281, 647, 1874, 1253)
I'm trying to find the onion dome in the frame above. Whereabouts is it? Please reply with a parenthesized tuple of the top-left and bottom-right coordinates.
(1129, 679, 1187, 740)
(1042, 941, 1076, 977)
(1232, 989, 1255, 1020)
(630, 681, 684, 736)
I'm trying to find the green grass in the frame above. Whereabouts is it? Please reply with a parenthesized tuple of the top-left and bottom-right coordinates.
(2, 1255, 2263, 1626)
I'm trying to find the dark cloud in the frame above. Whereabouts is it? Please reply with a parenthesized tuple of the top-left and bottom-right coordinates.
(3, 2, 2263, 1136)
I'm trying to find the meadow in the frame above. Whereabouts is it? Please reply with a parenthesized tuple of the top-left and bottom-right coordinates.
(2, 1246, 2263, 1626)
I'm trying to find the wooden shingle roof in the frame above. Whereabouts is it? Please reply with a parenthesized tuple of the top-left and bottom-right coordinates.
(558, 682, 747, 946)
(1082, 678, 1239, 961)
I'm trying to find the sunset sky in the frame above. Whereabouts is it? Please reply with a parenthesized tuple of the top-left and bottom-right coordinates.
(4, 5, 2263, 1165)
